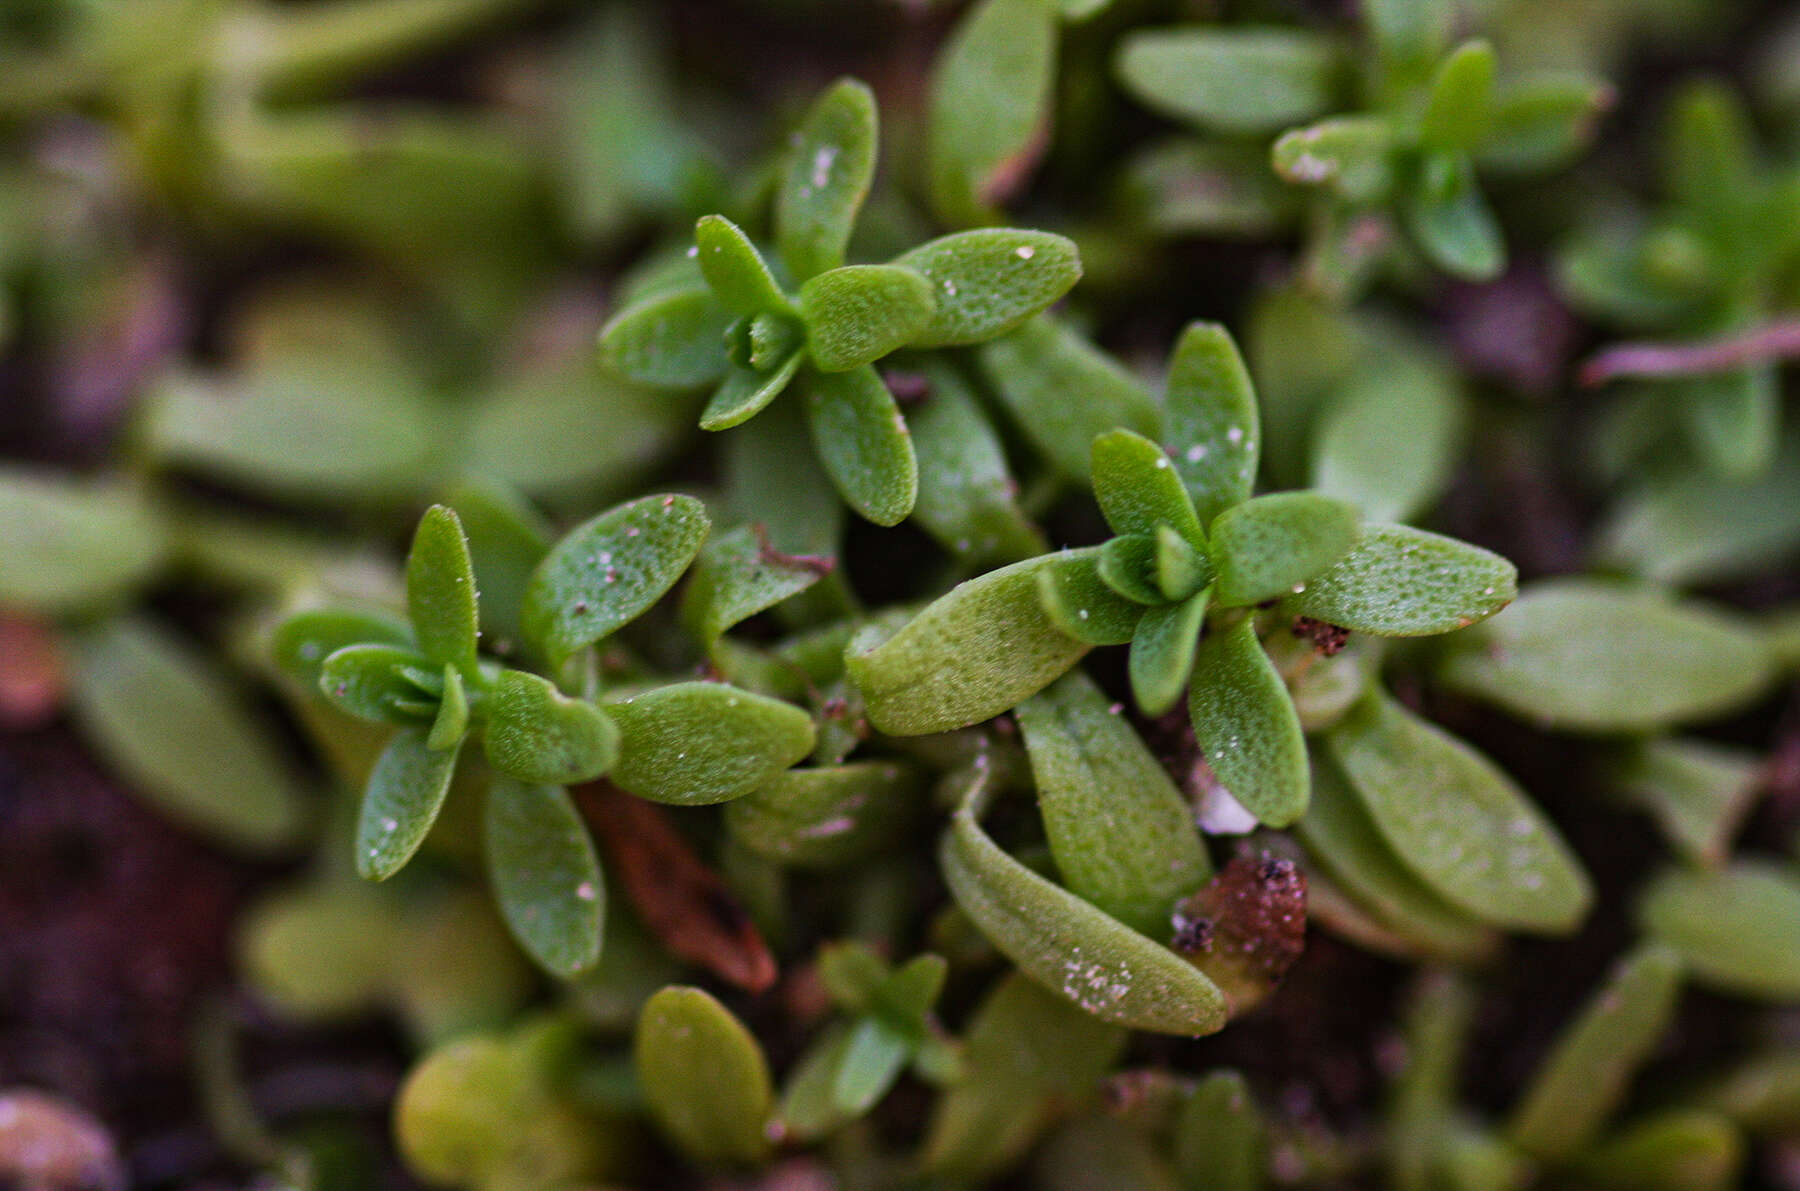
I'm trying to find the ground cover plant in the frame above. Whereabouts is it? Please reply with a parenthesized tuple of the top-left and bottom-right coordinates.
(2, 0, 1800, 1189)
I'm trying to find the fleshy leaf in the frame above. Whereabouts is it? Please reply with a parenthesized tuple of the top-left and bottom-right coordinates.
(484, 670, 618, 785)
(522, 493, 710, 666)
(1438, 579, 1776, 733)
(272, 608, 412, 693)
(319, 644, 437, 725)
(1506, 945, 1684, 1162)
(1129, 586, 1210, 717)
(448, 483, 551, 651)
(927, 0, 1057, 226)
(908, 358, 1048, 566)
(700, 353, 802, 431)
(1175, 1071, 1265, 1191)
(1310, 354, 1466, 523)
(1283, 523, 1515, 636)
(1187, 617, 1308, 827)
(1091, 429, 1204, 545)
(1608, 737, 1761, 867)
(1036, 546, 1145, 646)
(695, 215, 791, 316)
(597, 286, 731, 388)
(1164, 322, 1262, 523)
(357, 727, 461, 880)
(1640, 862, 1800, 1000)
(68, 618, 309, 852)
(847, 553, 1090, 735)
(1478, 75, 1613, 173)
(1420, 39, 1497, 151)
(803, 365, 919, 526)
(1097, 535, 1163, 605)
(1403, 150, 1505, 282)
(799, 265, 936, 372)
(979, 316, 1159, 484)
(1271, 116, 1397, 201)
(428, 666, 468, 751)
(679, 525, 829, 647)
(1208, 492, 1361, 608)
(1156, 525, 1209, 602)
(1115, 27, 1345, 135)
(606, 682, 815, 805)
(725, 761, 925, 868)
(636, 986, 774, 1167)
(893, 229, 1081, 347)
(485, 777, 605, 977)
(1017, 671, 1211, 936)
(1324, 691, 1593, 932)
(0, 469, 167, 614)
(776, 78, 877, 282)
(833, 1017, 912, 1115)
(407, 505, 479, 674)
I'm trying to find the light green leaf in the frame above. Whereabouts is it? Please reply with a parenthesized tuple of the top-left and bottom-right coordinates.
(1310, 354, 1466, 523)
(1272, 116, 1397, 201)
(680, 525, 829, 647)
(428, 666, 468, 751)
(893, 229, 1081, 347)
(927, 0, 1057, 226)
(1506, 945, 1684, 1162)
(1389, 969, 1476, 1191)
(319, 644, 437, 725)
(483, 670, 618, 785)
(407, 505, 479, 673)
(848, 552, 1091, 735)
(908, 358, 1047, 566)
(636, 987, 774, 1167)
(1156, 525, 1209, 602)
(1018, 671, 1211, 936)
(596, 286, 732, 388)
(700, 353, 803, 431)
(446, 482, 551, 651)
(1188, 617, 1308, 827)
(1438, 579, 1776, 733)
(695, 215, 791, 316)
(1571, 1111, 1743, 1191)
(1681, 365, 1779, 481)
(725, 761, 925, 868)
(776, 78, 877, 281)
(1164, 321, 1262, 524)
(779, 1025, 857, 1142)
(1284, 523, 1516, 636)
(1115, 27, 1345, 135)
(485, 777, 604, 978)
(240, 883, 398, 1021)
(1478, 74, 1612, 173)
(1037, 546, 1145, 646)
(1609, 737, 1761, 867)
(357, 727, 461, 880)
(1324, 691, 1592, 932)
(67, 618, 309, 852)
(271, 608, 412, 694)
(1640, 862, 1800, 1000)
(1129, 587, 1210, 718)
(799, 264, 936, 372)
(522, 493, 711, 666)
(1091, 429, 1204, 545)
(1097, 535, 1164, 605)
(1404, 150, 1505, 282)
(606, 682, 815, 805)
(802, 364, 918, 526)
(832, 1017, 911, 1115)
(1420, 40, 1497, 151)
(0, 469, 167, 614)
(979, 316, 1159, 484)
(1209, 492, 1361, 608)
(1174, 1071, 1265, 1191)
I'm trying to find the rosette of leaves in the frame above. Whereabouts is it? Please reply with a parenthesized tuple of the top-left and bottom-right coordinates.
(273, 497, 816, 977)
(1561, 80, 1800, 481)
(597, 77, 1083, 526)
(1115, 0, 1609, 292)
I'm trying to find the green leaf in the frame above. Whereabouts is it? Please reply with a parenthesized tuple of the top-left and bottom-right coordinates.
(1640, 862, 1800, 999)
(1571, 1111, 1743, 1191)
(357, 727, 461, 880)
(1284, 523, 1515, 637)
(927, 0, 1058, 226)
(1208, 492, 1361, 608)
(1018, 671, 1210, 936)
(522, 493, 710, 666)
(694, 215, 791, 316)
(240, 883, 398, 1020)
(893, 229, 1082, 347)
(1097, 535, 1164, 605)
(979, 316, 1160, 484)
(636, 986, 774, 1167)
(1091, 429, 1205, 545)
(1036, 546, 1146, 646)
(485, 778, 604, 978)
(1404, 151, 1505, 282)
(597, 286, 732, 388)
(67, 618, 309, 852)
(1478, 74, 1612, 174)
(1438, 579, 1777, 733)
(940, 794, 1228, 1035)
(1129, 587, 1210, 717)
(319, 644, 437, 724)
(1420, 40, 1497, 151)
(407, 505, 479, 674)
(1681, 365, 1780, 481)
(776, 77, 877, 281)
(1697, 1052, 1800, 1135)
(848, 553, 1091, 735)
(1324, 692, 1593, 932)
(779, 1025, 857, 1142)
(700, 353, 803, 431)
(1271, 116, 1397, 201)
(0, 469, 167, 613)
(271, 608, 412, 693)
(908, 358, 1048, 566)
(1608, 737, 1761, 867)
(1506, 945, 1684, 1162)
(1155, 525, 1209, 602)
(1310, 354, 1466, 523)
(832, 1017, 911, 1115)
(725, 761, 925, 868)
(799, 265, 936, 372)
(606, 682, 815, 806)
(1124, 138, 1300, 236)
(483, 670, 618, 785)
(1664, 80, 1757, 233)
(1164, 322, 1262, 525)
(1174, 1071, 1265, 1191)
(680, 525, 829, 647)
(1115, 27, 1344, 135)
(428, 666, 469, 751)
(1188, 617, 1308, 827)
(802, 365, 919, 526)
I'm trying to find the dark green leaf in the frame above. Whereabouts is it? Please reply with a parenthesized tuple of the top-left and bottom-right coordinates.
(319, 644, 436, 725)
(803, 365, 918, 526)
(1640, 862, 1800, 999)
(725, 761, 925, 868)
(1098, 535, 1164, 605)
(680, 525, 829, 646)
(636, 986, 773, 1167)
(0, 469, 167, 613)
(1420, 40, 1497, 151)
(1664, 80, 1757, 233)
(597, 286, 731, 388)
(485, 777, 604, 977)
(1036, 546, 1145, 646)
(695, 215, 791, 316)
(1188, 617, 1308, 827)
(1091, 429, 1204, 545)
(1404, 151, 1505, 282)
(522, 493, 711, 666)
(1115, 27, 1344, 135)
(1129, 587, 1210, 717)
(407, 505, 479, 673)
(799, 265, 936, 372)
(1209, 492, 1361, 608)
(776, 78, 877, 281)
(927, 0, 1058, 226)
(484, 670, 618, 785)
(908, 358, 1047, 566)
(700, 353, 803, 431)
(893, 229, 1081, 347)
(357, 728, 461, 879)
(607, 682, 815, 805)
(1284, 523, 1515, 636)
